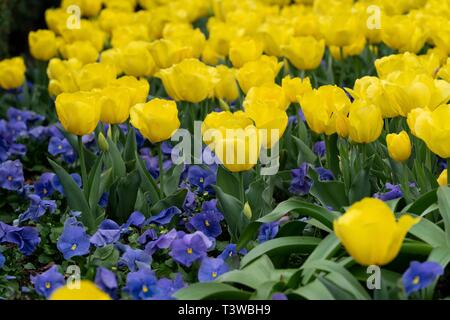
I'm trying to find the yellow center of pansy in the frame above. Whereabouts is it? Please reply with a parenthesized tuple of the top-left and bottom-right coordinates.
(71, 244, 77, 251)
(45, 282, 51, 289)
(204, 220, 210, 227)
(142, 285, 149, 293)
(212, 272, 217, 278)
(413, 276, 420, 285)
(187, 248, 193, 255)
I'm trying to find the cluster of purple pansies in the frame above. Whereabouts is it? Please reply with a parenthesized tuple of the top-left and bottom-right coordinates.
(0, 97, 445, 301)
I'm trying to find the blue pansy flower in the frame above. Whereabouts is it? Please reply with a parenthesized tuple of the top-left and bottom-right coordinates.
(119, 247, 152, 272)
(153, 274, 185, 300)
(34, 172, 56, 198)
(189, 200, 224, 238)
(125, 267, 158, 300)
(51, 173, 82, 195)
(95, 267, 118, 299)
(144, 228, 179, 255)
(90, 219, 121, 247)
(374, 183, 403, 201)
(258, 222, 280, 243)
(137, 229, 158, 246)
(0, 160, 24, 191)
(98, 192, 109, 208)
(57, 222, 90, 260)
(315, 167, 335, 181)
(19, 194, 57, 223)
(140, 148, 172, 179)
(169, 232, 212, 267)
(7, 107, 44, 125)
(402, 261, 444, 296)
(198, 257, 229, 282)
(289, 163, 312, 195)
(146, 206, 181, 226)
(121, 211, 146, 232)
(48, 136, 76, 163)
(187, 166, 216, 195)
(0, 222, 41, 255)
(183, 188, 197, 212)
(218, 244, 247, 260)
(29, 126, 50, 141)
(30, 265, 65, 299)
(313, 141, 326, 158)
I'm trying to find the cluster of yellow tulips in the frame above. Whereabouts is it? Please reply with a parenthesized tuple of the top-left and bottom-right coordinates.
(0, 0, 449, 289)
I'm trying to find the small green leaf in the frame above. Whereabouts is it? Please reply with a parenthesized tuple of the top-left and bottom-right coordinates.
(173, 283, 251, 300)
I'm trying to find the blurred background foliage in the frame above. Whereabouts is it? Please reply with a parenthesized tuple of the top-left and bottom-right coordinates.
(0, 0, 59, 59)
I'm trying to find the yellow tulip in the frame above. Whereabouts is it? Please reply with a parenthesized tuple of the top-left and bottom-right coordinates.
(257, 20, 294, 57)
(375, 52, 438, 80)
(244, 83, 289, 111)
(319, 14, 363, 47)
(0, 57, 26, 90)
(299, 85, 351, 135)
(236, 55, 283, 94)
(214, 65, 239, 102)
(282, 36, 325, 71)
(148, 39, 193, 70)
(407, 105, 450, 158)
(348, 100, 383, 144)
(99, 87, 132, 124)
(60, 40, 99, 65)
(348, 76, 398, 118)
(45, 8, 70, 34)
(28, 30, 57, 61)
(112, 76, 150, 106)
(334, 198, 419, 266)
(213, 125, 261, 173)
(59, 20, 106, 52)
(50, 280, 110, 300)
(207, 20, 244, 56)
(201, 41, 223, 66)
(98, 9, 134, 34)
(381, 15, 427, 54)
(438, 58, 450, 83)
(282, 75, 312, 103)
(55, 91, 101, 136)
(130, 98, 180, 143)
(156, 58, 219, 103)
(47, 58, 82, 96)
(245, 103, 288, 149)
(111, 24, 151, 49)
(202, 111, 254, 146)
(163, 24, 206, 59)
(386, 131, 412, 162)
(100, 48, 123, 76)
(61, 0, 103, 17)
(438, 170, 448, 186)
(119, 41, 156, 78)
(383, 71, 450, 116)
(229, 38, 263, 68)
(75, 63, 116, 92)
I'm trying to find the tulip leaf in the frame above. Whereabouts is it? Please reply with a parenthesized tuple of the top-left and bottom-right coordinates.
(246, 177, 274, 221)
(437, 186, 450, 245)
(107, 137, 126, 180)
(402, 188, 437, 215)
(348, 168, 371, 203)
(123, 126, 137, 164)
(87, 154, 104, 210)
(216, 165, 241, 200)
(164, 164, 185, 197)
(48, 158, 95, 231)
(240, 236, 321, 268)
(301, 260, 371, 300)
(58, 128, 97, 168)
(214, 185, 245, 243)
(409, 218, 446, 248)
(173, 283, 251, 300)
(237, 197, 340, 249)
(106, 169, 141, 224)
(292, 279, 335, 300)
(135, 150, 161, 204)
(292, 136, 317, 165)
(309, 169, 348, 211)
(424, 247, 450, 298)
(149, 188, 187, 216)
(316, 277, 358, 300)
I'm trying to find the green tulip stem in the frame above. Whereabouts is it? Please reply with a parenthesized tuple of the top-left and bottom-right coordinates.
(78, 136, 88, 198)
(447, 158, 450, 186)
(158, 142, 164, 198)
(238, 172, 245, 203)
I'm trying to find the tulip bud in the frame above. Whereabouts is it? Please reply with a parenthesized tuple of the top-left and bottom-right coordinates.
(243, 202, 252, 220)
(438, 170, 448, 187)
(386, 131, 412, 162)
(98, 132, 109, 153)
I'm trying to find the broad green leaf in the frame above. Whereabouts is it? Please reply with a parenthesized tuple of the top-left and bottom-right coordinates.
(409, 218, 446, 248)
(402, 189, 437, 215)
(135, 151, 161, 205)
(149, 188, 187, 216)
(241, 236, 321, 268)
(216, 165, 241, 200)
(309, 169, 348, 211)
(107, 170, 141, 224)
(214, 185, 246, 242)
(48, 159, 95, 232)
(173, 283, 251, 300)
(292, 279, 335, 300)
(164, 164, 185, 197)
(107, 137, 126, 180)
(437, 186, 450, 245)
